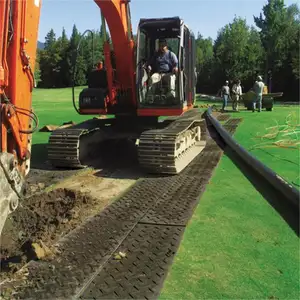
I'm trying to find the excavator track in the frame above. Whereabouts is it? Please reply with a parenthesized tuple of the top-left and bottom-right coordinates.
(48, 109, 206, 174)
(47, 118, 115, 169)
(138, 109, 206, 174)
(48, 128, 99, 168)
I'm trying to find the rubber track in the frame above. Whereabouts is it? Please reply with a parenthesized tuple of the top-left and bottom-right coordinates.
(9, 118, 241, 300)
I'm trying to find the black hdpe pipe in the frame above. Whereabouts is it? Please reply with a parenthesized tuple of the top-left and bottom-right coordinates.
(206, 106, 300, 237)
(72, 29, 94, 114)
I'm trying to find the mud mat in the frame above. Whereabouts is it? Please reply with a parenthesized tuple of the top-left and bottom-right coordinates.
(140, 176, 208, 225)
(224, 125, 239, 135)
(217, 114, 230, 121)
(79, 224, 185, 300)
(224, 118, 243, 126)
(222, 118, 243, 136)
(5, 121, 240, 300)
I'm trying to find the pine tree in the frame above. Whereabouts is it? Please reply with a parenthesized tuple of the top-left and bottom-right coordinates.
(39, 29, 61, 87)
(56, 27, 70, 87)
(67, 24, 87, 86)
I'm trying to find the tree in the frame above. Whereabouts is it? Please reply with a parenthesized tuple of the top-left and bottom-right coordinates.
(213, 17, 263, 90)
(34, 50, 41, 87)
(66, 24, 87, 86)
(254, 0, 300, 97)
(39, 29, 62, 87)
(195, 35, 214, 93)
(56, 27, 70, 87)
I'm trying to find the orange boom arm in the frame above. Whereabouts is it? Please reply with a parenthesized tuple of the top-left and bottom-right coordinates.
(1, 0, 41, 175)
(0, 0, 41, 235)
(94, 0, 136, 109)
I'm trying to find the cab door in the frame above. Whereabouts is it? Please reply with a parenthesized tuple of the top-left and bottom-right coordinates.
(183, 26, 194, 107)
(135, 28, 149, 105)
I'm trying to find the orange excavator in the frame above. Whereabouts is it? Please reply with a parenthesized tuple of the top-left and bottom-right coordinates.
(0, 0, 204, 234)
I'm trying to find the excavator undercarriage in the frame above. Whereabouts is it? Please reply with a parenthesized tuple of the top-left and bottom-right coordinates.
(47, 109, 206, 174)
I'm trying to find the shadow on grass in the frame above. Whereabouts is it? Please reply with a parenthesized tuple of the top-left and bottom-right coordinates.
(206, 120, 299, 236)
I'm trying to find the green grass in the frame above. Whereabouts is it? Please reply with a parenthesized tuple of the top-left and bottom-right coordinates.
(30, 87, 93, 166)
(31, 87, 90, 145)
(232, 107, 299, 188)
(160, 102, 300, 299)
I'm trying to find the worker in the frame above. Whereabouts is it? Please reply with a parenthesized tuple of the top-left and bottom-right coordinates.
(146, 39, 178, 100)
(96, 61, 103, 70)
(252, 75, 264, 112)
(220, 80, 230, 111)
(231, 79, 242, 111)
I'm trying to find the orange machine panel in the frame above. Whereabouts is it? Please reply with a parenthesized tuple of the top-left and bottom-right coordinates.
(94, 0, 136, 107)
(4, 0, 41, 173)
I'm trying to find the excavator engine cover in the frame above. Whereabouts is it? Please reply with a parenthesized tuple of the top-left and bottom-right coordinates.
(79, 88, 106, 109)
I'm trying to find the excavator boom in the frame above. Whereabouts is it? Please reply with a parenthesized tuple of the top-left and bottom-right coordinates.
(0, 0, 41, 234)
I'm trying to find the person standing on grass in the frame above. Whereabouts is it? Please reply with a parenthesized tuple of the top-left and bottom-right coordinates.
(231, 79, 242, 111)
(252, 75, 264, 112)
(221, 80, 230, 112)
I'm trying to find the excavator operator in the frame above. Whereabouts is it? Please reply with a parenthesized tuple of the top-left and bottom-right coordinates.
(146, 39, 178, 100)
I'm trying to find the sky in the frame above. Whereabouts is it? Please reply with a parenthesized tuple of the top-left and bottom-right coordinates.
(37, 0, 297, 42)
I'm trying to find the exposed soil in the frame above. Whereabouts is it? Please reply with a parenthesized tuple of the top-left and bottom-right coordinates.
(0, 189, 92, 276)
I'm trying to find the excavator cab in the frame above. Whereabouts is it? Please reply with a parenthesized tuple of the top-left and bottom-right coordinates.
(136, 17, 196, 113)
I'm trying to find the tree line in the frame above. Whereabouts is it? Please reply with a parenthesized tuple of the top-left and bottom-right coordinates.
(35, 0, 299, 100)
(35, 24, 107, 88)
(195, 0, 299, 100)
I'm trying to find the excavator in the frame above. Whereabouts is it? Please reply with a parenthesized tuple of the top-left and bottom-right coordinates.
(0, 0, 204, 235)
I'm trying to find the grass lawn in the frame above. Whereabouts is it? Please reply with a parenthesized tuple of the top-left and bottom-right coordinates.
(160, 101, 299, 299)
(31, 88, 299, 298)
(31, 87, 91, 145)
(30, 87, 92, 165)
(233, 106, 299, 188)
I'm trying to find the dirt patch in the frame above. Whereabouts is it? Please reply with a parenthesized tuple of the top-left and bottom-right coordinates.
(0, 188, 99, 280)
(53, 169, 136, 200)
(24, 168, 83, 197)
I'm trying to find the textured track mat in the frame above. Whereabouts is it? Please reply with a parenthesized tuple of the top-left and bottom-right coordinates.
(8, 119, 241, 300)
(140, 176, 208, 225)
(224, 118, 243, 126)
(223, 118, 243, 135)
(223, 125, 238, 135)
(79, 224, 185, 299)
(217, 114, 230, 121)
